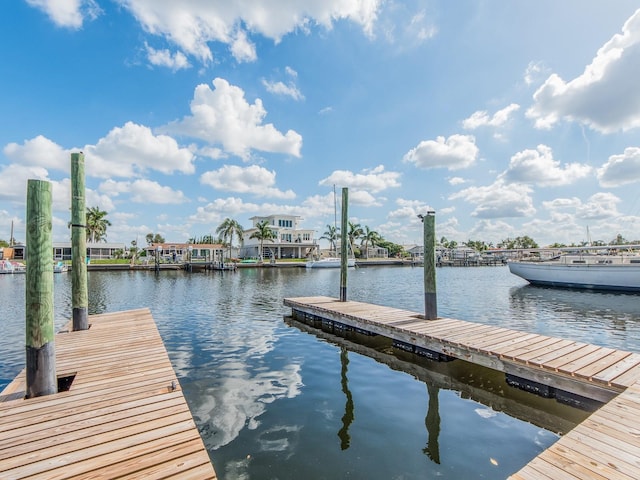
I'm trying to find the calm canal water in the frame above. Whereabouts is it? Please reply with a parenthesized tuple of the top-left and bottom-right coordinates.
(2, 265, 640, 479)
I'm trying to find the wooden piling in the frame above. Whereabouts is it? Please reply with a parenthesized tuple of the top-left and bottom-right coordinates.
(422, 211, 437, 320)
(340, 187, 348, 302)
(71, 152, 88, 331)
(25, 179, 57, 398)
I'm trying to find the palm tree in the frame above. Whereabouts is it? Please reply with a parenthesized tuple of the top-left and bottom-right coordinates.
(146, 233, 165, 245)
(215, 218, 244, 260)
(86, 206, 111, 243)
(347, 221, 363, 254)
(360, 226, 382, 259)
(320, 224, 340, 253)
(249, 220, 277, 263)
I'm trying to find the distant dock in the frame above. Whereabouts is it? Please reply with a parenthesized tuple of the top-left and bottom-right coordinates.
(0, 308, 217, 479)
(284, 296, 640, 479)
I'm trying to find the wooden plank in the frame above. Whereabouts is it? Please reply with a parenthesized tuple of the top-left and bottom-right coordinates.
(543, 344, 602, 371)
(574, 349, 632, 380)
(609, 367, 640, 389)
(556, 348, 615, 376)
(521, 341, 583, 367)
(435, 324, 499, 344)
(466, 328, 524, 349)
(593, 354, 640, 385)
(518, 340, 576, 366)
(482, 333, 542, 356)
(500, 337, 566, 361)
(0, 308, 216, 479)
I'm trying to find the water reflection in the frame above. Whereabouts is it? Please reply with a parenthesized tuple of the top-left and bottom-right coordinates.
(508, 285, 640, 350)
(424, 384, 441, 464)
(1, 267, 618, 479)
(285, 316, 589, 435)
(337, 347, 354, 450)
(87, 271, 109, 315)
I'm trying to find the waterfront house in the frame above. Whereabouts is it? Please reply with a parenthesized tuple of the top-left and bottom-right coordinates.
(240, 215, 317, 260)
(362, 245, 389, 259)
(9, 242, 126, 261)
(145, 243, 226, 263)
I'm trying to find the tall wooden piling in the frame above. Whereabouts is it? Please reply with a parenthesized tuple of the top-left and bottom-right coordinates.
(25, 179, 57, 398)
(340, 187, 348, 302)
(71, 152, 88, 330)
(422, 211, 437, 319)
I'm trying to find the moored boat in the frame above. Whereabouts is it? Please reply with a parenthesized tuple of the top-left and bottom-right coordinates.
(0, 260, 25, 274)
(508, 253, 640, 292)
(54, 261, 69, 273)
(306, 257, 356, 269)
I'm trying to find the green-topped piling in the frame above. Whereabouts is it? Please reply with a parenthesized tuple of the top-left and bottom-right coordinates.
(71, 152, 88, 331)
(421, 211, 437, 320)
(25, 179, 57, 398)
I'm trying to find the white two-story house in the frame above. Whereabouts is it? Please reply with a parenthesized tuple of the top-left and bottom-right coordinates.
(240, 215, 317, 260)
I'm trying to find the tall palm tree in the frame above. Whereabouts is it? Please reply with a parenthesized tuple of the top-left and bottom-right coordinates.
(320, 224, 340, 253)
(347, 221, 363, 254)
(360, 226, 382, 259)
(86, 206, 111, 243)
(249, 220, 277, 262)
(215, 218, 244, 260)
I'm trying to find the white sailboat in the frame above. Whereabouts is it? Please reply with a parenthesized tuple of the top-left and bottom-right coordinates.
(508, 250, 640, 292)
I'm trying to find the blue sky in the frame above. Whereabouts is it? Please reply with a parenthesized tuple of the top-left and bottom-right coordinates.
(2, 1, 640, 248)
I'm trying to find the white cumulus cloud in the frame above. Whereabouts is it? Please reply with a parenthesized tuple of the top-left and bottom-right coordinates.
(26, 0, 101, 29)
(462, 104, 520, 130)
(84, 121, 196, 178)
(500, 144, 592, 186)
(319, 165, 400, 193)
(145, 42, 191, 71)
(597, 147, 640, 187)
(200, 165, 295, 199)
(160, 78, 302, 160)
(3, 135, 69, 172)
(526, 9, 640, 133)
(450, 180, 535, 219)
(116, 0, 381, 63)
(403, 134, 479, 170)
(99, 178, 188, 204)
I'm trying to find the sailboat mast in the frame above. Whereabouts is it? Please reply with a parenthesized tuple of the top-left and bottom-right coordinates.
(333, 184, 337, 230)
(333, 185, 337, 255)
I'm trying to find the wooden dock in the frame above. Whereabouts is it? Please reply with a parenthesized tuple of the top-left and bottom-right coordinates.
(0, 308, 217, 479)
(284, 296, 640, 480)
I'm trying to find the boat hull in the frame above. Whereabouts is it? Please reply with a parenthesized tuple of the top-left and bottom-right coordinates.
(508, 261, 640, 292)
(306, 258, 356, 269)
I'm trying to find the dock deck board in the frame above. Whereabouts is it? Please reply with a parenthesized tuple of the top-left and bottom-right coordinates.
(284, 295, 640, 480)
(0, 308, 216, 480)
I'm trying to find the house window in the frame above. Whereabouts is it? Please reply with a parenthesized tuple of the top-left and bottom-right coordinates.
(281, 233, 292, 242)
(303, 233, 311, 241)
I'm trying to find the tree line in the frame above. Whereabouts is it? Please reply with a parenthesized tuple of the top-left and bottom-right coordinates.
(6, 207, 639, 258)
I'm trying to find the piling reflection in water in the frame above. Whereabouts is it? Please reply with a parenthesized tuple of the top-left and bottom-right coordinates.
(338, 347, 354, 450)
(424, 384, 441, 464)
(284, 315, 590, 434)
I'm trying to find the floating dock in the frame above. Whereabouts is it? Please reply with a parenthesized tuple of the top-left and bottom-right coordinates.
(284, 296, 640, 480)
(0, 308, 217, 479)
